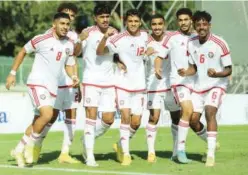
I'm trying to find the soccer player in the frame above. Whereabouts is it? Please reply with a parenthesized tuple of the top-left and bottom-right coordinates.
(5, 12, 78, 167)
(178, 10, 232, 167)
(80, 4, 118, 167)
(97, 9, 148, 166)
(145, 14, 180, 163)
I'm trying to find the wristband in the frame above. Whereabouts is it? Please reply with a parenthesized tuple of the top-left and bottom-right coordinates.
(71, 75, 78, 79)
(10, 70, 16, 76)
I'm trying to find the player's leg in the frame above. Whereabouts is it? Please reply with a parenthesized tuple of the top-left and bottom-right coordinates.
(204, 88, 224, 167)
(146, 92, 161, 163)
(95, 87, 116, 138)
(82, 85, 99, 166)
(115, 89, 132, 166)
(58, 87, 80, 163)
(172, 86, 193, 163)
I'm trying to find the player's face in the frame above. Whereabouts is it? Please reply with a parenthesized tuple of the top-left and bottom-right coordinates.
(61, 9, 76, 22)
(194, 19, 211, 38)
(94, 13, 110, 29)
(126, 15, 141, 35)
(177, 14, 192, 33)
(53, 18, 70, 37)
(151, 18, 165, 37)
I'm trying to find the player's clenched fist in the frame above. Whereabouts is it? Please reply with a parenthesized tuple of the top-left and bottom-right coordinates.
(207, 68, 216, 77)
(178, 68, 187, 77)
(104, 28, 116, 39)
(79, 30, 89, 41)
(5, 74, 16, 90)
(71, 75, 80, 87)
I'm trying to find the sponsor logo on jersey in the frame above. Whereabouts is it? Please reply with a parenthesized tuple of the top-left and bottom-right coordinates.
(148, 100, 152, 106)
(86, 98, 91, 103)
(208, 51, 214, 58)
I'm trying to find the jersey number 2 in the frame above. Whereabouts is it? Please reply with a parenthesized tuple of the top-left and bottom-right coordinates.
(56, 52, 62, 61)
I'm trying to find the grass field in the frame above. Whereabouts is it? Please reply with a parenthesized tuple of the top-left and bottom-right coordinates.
(0, 125, 247, 175)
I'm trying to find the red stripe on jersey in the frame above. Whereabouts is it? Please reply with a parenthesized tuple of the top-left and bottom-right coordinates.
(162, 31, 180, 48)
(210, 35, 229, 55)
(220, 52, 230, 57)
(32, 33, 53, 44)
(189, 35, 199, 41)
(193, 86, 226, 94)
(147, 35, 155, 45)
(110, 31, 130, 44)
(32, 34, 53, 47)
(31, 40, 36, 49)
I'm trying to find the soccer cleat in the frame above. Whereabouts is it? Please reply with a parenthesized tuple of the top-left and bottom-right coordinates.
(147, 153, 157, 163)
(10, 150, 25, 167)
(170, 155, 178, 161)
(33, 145, 41, 163)
(205, 156, 215, 167)
(24, 145, 34, 164)
(58, 153, 80, 164)
(86, 158, 99, 167)
(177, 150, 192, 164)
(121, 154, 132, 166)
(113, 143, 123, 163)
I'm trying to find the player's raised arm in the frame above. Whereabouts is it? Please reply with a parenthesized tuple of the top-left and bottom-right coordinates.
(74, 30, 89, 56)
(96, 28, 115, 55)
(5, 47, 27, 90)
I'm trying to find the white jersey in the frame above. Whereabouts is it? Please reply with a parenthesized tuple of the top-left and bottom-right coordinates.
(108, 30, 148, 92)
(82, 25, 118, 87)
(146, 34, 171, 92)
(46, 28, 78, 87)
(24, 32, 75, 96)
(162, 31, 196, 88)
(188, 33, 232, 92)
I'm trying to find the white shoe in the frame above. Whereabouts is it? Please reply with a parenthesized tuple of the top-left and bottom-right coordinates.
(86, 158, 99, 167)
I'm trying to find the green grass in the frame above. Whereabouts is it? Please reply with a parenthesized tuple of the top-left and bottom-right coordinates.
(0, 125, 247, 175)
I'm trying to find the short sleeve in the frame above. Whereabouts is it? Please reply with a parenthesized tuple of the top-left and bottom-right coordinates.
(24, 34, 44, 54)
(221, 54, 232, 67)
(219, 40, 232, 67)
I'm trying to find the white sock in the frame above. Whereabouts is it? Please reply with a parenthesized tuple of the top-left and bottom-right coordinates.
(207, 131, 217, 158)
(29, 131, 41, 145)
(197, 126, 207, 142)
(95, 120, 110, 139)
(15, 134, 29, 153)
(120, 124, 130, 155)
(84, 118, 96, 159)
(129, 127, 137, 139)
(146, 123, 157, 154)
(61, 119, 76, 154)
(177, 119, 189, 151)
(36, 123, 52, 146)
(171, 124, 178, 156)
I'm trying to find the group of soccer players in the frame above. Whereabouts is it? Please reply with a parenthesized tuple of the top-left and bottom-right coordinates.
(5, 2, 232, 168)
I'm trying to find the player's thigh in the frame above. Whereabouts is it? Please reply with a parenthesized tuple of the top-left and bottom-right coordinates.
(83, 85, 100, 107)
(116, 89, 132, 110)
(130, 92, 144, 116)
(164, 90, 180, 112)
(205, 88, 225, 109)
(63, 87, 80, 110)
(191, 92, 204, 114)
(171, 86, 191, 104)
(147, 92, 163, 110)
(98, 87, 116, 112)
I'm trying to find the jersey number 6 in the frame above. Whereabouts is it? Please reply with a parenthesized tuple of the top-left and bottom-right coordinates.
(200, 54, 205, 63)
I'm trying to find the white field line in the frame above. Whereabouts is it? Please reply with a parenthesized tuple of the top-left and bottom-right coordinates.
(0, 164, 169, 175)
(0, 130, 247, 144)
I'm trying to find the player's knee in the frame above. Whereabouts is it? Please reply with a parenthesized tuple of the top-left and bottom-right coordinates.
(39, 108, 53, 122)
(148, 115, 159, 125)
(182, 108, 193, 118)
(102, 114, 115, 125)
(131, 118, 141, 130)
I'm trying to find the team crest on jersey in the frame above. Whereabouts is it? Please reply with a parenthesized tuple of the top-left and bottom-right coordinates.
(179, 93, 184, 99)
(148, 101, 152, 106)
(86, 98, 91, 103)
(130, 44, 134, 47)
(120, 100, 124, 105)
(40, 94, 46, 100)
(65, 48, 70, 55)
(208, 52, 214, 58)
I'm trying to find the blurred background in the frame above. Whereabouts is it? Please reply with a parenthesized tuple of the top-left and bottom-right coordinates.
(1, 0, 248, 93)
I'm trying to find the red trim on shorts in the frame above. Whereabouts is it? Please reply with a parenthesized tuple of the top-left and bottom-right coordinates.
(172, 86, 180, 104)
(115, 86, 146, 93)
(27, 84, 57, 97)
(147, 89, 171, 93)
(171, 84, 194, 92)
(218, 89, 225, 107)
(115, 88, 119, 109)
(82, 83, 114, 88)
(30, 87, 40, 107)
(193, 87, 226, 94)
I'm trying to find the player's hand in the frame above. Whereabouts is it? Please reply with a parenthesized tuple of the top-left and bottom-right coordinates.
(78, 84, 82, 102)
(145, 47, 157, 56)
(155, 67, 162, 80)
(178, 68, 187, 77)
(71, 75, 80, 88)
(79, 30, 89, 41)
(117, 62, 127, 73)
(104, 28, 116, 39)
(5, 74, 16, 90)
(208, 68, 217, 77)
